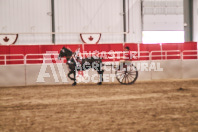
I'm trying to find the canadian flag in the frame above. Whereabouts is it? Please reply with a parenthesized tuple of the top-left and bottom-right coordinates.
(0, 34, 18, 45)
(80, 33, 101, 44)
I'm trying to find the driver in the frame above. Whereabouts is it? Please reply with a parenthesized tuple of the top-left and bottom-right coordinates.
(123, 46, 130, 60)
(118, 46, 131, 70)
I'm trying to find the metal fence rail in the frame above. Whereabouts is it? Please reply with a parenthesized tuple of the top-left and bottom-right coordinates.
(150, 50, 182, 60)
(182, 50, 198, 60)
(0, 50, 197, 65)
(0, 54, 24, 65)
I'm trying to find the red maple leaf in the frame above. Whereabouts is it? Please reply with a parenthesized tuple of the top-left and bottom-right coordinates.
(88, 36, 93, 41)
(3, 36, 9, 42)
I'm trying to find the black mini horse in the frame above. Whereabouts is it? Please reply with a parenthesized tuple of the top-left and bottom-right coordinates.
(58, 47, 104, 86)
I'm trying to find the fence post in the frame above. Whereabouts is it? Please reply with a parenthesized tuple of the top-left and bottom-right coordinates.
(4, 55, 6, 65)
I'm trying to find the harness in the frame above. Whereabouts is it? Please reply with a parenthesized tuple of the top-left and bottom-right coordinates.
(67, 48, 82, 67)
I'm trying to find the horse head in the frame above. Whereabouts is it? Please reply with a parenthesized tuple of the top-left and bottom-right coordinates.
(58, 47, 73, 60)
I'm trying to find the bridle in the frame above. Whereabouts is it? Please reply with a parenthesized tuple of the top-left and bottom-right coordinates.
(61, 48, 78, 64)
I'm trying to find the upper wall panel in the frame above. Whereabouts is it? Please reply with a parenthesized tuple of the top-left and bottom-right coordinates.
(54, 0, 123, 33)
(0, 0, 52, 33)
(142, 0, 184, 31)
(0, 0, 52, 44)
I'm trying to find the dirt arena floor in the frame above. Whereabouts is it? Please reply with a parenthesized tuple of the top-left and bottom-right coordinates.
(0, 79, 198, 132)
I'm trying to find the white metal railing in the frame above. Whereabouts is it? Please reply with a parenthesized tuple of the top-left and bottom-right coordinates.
(138, 51, 150, 60)
(25, 53, 66, 64)
(150, 50, 182, 60)
(182, 50, 198, 60)
(0, 50, 197, 65)
(0, 54, 24, 65)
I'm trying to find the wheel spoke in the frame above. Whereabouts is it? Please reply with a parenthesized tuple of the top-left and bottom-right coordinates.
(128, 74, 135, 81)
(126, 75, 130, 84)
(116, 72, 124, 78)
(128, 73, 136, 78)
(116, 71, 125, 75)
(128, 71, 137, 76)
(120, 75, 124, 82)
(130, 73, 136, 78)
(116, 70, 125, 75)
(119, 74, 125, 82)
(122, 75, 126, 83)
(130, 70, 134, 73)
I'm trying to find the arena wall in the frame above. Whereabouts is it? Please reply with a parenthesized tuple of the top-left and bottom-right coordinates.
(1, 60, 198, 87)
(182, 60, 198, 79)
(0, 42, 197, 87)
(0, 65, 25, 87)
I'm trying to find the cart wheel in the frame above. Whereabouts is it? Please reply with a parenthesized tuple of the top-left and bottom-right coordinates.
(115, 64, 138, 85)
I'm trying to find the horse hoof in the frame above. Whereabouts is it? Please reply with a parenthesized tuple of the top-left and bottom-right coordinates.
(97, 82, 102, 85)
(72, 82, 77, 86)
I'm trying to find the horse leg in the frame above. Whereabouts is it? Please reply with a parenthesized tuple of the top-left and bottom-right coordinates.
(72, 70, 77, 86)
(97, 65, 104, 85)
(68, 71, 75, 80)
(68, 70, 77, 86)
(67, 71, 77, 86)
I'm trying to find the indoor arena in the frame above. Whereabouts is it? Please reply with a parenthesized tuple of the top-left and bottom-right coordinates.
(0, 0, 198, 131)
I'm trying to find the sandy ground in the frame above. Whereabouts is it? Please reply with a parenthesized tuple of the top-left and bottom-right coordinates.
(0, 79, 198, 132)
